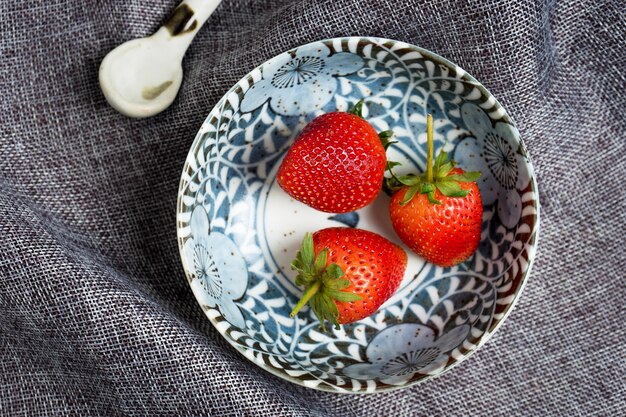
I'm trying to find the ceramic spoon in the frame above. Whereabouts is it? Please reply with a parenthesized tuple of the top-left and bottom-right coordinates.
(99, 0, 222, 118)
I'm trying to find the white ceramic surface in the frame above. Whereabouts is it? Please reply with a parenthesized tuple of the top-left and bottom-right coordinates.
(99, 0, 222, 118)
(176, 37, 539, 393)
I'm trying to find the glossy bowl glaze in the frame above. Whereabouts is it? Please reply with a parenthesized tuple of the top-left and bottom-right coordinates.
(176, 37, 539, 393)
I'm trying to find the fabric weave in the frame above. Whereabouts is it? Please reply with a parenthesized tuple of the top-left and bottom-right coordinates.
(1, 0, 624, 415)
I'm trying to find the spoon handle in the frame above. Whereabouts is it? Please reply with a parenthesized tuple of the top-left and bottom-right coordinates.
(156, 0, 222, 54)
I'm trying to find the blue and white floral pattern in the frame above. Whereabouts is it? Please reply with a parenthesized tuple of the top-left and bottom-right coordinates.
(183, 206, 248, 328)
(240, 43, 363, 116)
(344, 324, 469, 385)
(177, 37, 539, 393)
(454, 103, 531, 228)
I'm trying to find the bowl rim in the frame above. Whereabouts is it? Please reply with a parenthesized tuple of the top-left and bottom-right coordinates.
(176, 36, 540, 394)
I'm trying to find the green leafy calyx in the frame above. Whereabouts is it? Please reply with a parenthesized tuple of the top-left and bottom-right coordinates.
(348, 99, 364, 118)
(289, 233, 361, 331)
(383, 114, 481, 204)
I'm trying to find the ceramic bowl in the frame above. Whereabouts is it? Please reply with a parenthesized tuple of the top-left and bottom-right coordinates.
(176, 37, 539, 393)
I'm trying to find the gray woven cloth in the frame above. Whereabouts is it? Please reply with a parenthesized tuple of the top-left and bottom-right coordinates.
(1, 0, 624, 415)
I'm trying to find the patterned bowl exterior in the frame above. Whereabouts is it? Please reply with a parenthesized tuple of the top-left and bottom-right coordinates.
(176, 37, 539, 393)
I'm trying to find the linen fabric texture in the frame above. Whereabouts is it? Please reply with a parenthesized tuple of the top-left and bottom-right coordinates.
(0, 0, 624, 415)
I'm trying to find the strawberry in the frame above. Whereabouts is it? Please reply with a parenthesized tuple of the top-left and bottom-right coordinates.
(386, 115, 483, 267)
(289, 227, 407, 330)
(277, 101, 388, 213)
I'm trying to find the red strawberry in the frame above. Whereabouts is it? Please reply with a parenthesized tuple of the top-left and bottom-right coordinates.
(289, 227, 407, 329)
(390, 166, 482, 266)
(386, 115, 483, 267)
(277, 102, 387, 213)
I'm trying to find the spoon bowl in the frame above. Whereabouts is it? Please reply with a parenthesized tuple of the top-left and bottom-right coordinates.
(99, 34, 183, 118)
(99, 0, 222, 118)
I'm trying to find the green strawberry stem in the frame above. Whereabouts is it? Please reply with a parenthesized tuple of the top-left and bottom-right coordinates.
(290, 281, 321, 317)
(383, 113, 482, 204)
(289, 233, 362, 331)
(426, 113, 434, 183)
